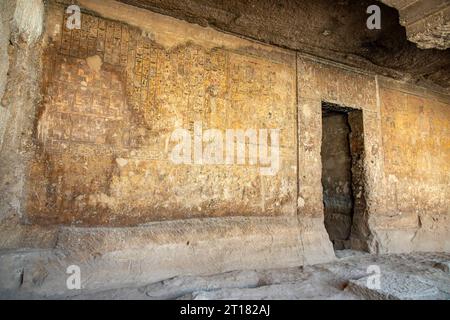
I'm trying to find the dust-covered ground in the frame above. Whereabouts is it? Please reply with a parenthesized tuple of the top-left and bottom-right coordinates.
(2, 251, 449, 300)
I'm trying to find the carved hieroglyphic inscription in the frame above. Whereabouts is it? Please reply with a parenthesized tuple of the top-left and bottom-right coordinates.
(27, 5, 297, 226)
(39, 56, 131, 148)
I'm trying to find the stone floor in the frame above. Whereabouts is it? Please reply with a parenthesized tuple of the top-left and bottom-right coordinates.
(1, 251, 449, 300)
(45, 251, 450, 300)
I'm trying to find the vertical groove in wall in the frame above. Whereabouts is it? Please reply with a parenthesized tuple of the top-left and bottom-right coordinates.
(375, 74, 386, 178)
(294, 51, 306, 264)
(295, 51, 300, 210)
(375, 74, 382, 164)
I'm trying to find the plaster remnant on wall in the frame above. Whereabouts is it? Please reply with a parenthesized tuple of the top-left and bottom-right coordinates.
(0, 0, 44, 225)
(13, 0, 44, 44)
(115, 158, 128, 167)
(0, 9, 9, 103)
(86, 55, 103, 73)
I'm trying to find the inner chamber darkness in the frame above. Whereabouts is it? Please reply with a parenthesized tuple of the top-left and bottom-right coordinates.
(321, 102, 365, 250)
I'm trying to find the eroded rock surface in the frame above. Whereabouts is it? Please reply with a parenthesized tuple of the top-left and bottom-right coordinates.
(1, 251, 449, 300)
(381, 0, 450, 50)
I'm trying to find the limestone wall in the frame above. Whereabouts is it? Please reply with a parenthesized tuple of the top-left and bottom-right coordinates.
(0, 0, 44, 224)
(296, 54, 450, 253)
(0, 0, 449, 294)
(18, 0, 450, 255)
(1, 1, 334, 292)
(28, 1, 297, 226)
(373, 80, 450, 253)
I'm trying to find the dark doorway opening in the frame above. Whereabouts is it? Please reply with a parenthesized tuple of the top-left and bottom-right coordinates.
(321, 102, 365, 250)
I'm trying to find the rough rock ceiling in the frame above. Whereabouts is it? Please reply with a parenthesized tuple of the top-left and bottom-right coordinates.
(381, 0, 450, 50)
(117, 0, 450, 93)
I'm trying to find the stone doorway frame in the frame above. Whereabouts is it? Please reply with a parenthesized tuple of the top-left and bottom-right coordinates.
(297, 55, 385, 253)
